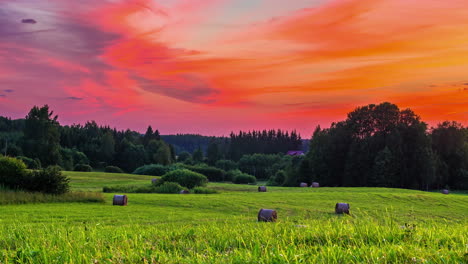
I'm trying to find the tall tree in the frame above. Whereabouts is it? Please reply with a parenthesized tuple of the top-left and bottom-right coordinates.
(206, 140, 221, 165)
(143, 126, 154, 146)
(431, 121, 468, 189)
(297, 102, 439, 190)
(99, 131, 115, 164)
(193, 147, 204, 163)
(23, 105, 62, 166)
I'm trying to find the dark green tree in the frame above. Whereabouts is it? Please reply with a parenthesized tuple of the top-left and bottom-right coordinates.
(99, 131, 115, 163)
(431, 121, 468, 189)
(23, 105, 62, 166)
(206, 140, 221, 165)
(193, 147, 204, 163)
(177, 151, 191, 162)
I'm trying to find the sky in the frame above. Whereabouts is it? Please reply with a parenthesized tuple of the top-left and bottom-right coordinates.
(0, 0, 467, 136)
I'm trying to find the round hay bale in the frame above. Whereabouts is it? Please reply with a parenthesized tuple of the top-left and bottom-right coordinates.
(258, 186, 267, 192)
(113, 195, 127, 206)
(299, 182, 308, 187)
(258, 208, 277, 222)
(151, 178, 158, 185)
(335, 203, 350, 214)
(442, 189, 449, 195)
(311, 182, 320, 188)
(180, 190, 190, 194)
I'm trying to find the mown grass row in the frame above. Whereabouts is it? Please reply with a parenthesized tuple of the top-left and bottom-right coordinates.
(0, 190, 105, 205)
(0, 216, 466, 263)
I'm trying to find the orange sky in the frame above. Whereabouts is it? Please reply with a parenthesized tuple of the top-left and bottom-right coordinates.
(0, 0, 466, 136)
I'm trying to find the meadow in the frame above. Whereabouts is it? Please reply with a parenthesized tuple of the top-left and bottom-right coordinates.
(0, 171, 467, 263)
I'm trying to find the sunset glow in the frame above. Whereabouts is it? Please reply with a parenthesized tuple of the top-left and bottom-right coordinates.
(1, 0, 467, 135)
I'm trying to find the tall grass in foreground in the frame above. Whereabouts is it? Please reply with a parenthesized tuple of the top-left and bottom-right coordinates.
(0, 216, 466, 263)
(0, 190, 105, 205)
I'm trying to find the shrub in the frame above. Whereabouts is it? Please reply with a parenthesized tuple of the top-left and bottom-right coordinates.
(73, 151, 89, 166)
(48, 165, 63, 171)
(105, 166, 124, 173)
(16, 156, 41, 170)
(233, 174, 257, 184)
(215, 160, 238, 172)
(0, 156, 28, 189)
(177, 151, 191, 162)
(153, 182, 184, 194)
(225, 170, 237, 182)
(229, 170, 256, 184)
(74, 164, 92, 172)
(267, 170, 286, 186)
(182, 164, 226, 181)
(160, 169, 208, 189)
(60, 148, 89, 171)
(192, 187, 218, 194)
(133, 164, 172, 176)
(0, 157, 69, 194)
(28, 166, 70, 194)
(226, 169, 251, 182)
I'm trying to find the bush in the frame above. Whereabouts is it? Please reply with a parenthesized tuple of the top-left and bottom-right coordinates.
(177, 151, 191, 162)
(229, 170, 256, 184)
(160, 169, 208, 189)
(192, 187, 218, 194)
(0, 156, 28, 189)
(74, 164, 92, 172)
(105, 166, 124, 173)
(215, 160, 238, 171)
(60, 148, 89, 171)
(225, 170, 237, 182)
(233, 174, 257, 184)
(182, 164, 226, 181)
(28, 166, 70, 194)
(133, 164, 173, 176)
(153, 182, 184, 194)
(267, 170, 286, 186)
(16, 156, 41, 170)
(48, 165, 63, 171)
(225, 169, 252, 182)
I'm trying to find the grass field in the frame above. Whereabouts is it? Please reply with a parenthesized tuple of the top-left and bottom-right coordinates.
(0, 171, 467, 263)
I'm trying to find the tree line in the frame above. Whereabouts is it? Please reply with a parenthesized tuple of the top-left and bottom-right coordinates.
(0, 105, 174, 172)
(0, 105, 304, 173)
(289, 102, 467, 190)
(1, 103, 466, 190)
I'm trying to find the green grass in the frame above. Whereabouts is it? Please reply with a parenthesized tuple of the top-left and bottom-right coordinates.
(66, 171, 156, 191)
(0, 190, 105, 205)
(0, 171, 467, 263)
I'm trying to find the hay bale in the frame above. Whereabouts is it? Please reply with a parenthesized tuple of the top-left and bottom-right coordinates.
(180, 190, 190, 194)
(258, 208, 277, 222)
(113, 195, 127, 206)
(442, 189, 449, 195)
(300, 182, 308, 187)
(258, 186, 267, 192)
(335, 203, 350, 214)
(311, 182, 320, 188)
(151, 178, 158, 185)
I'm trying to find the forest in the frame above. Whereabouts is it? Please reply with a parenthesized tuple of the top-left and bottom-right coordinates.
(0, 102, 467, 190)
